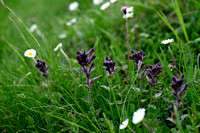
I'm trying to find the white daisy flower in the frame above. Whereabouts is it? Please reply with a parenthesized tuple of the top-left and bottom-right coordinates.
(132, 108, 145, 124)
(110, 0, 117, 3)
(126, 6, 134, 13)
(24, 49, 36, 58)
(54, 43, 63, 51)
(100, 2, 110, 10)
(93, 0, 103, 5)
(122, 6, 134, 19)
(123, 12, 134, 19)
(70, 18, 77, 23)
(58, 33, 67, 39)
(69, 2, 79, 11)
(30, 24, 38, 32)
(161, 39, 174, 44)
(66, 22, 72, 26)
(119, 119, 129, 129)
(66, 18, 77, 26)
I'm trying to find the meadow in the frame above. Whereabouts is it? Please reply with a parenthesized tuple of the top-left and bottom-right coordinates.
(0, 0, 200, 132)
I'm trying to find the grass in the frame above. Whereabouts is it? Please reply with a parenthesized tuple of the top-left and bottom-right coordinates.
(0, 0, 200, 132)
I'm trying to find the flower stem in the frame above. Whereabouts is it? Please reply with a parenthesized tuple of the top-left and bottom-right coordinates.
(153, 85, 156, 107)
(109, 79, 112, 104)
(109, 79, 114, 116)
(88, 86, 91, 100)
(60, 48, 75, 79)
(46, 76, 49, 86)
(125, 17, 130, 82)
(85, 66, 91, 100)
(168, 46, 178, 77)
(31, 57, 36, 63)
(140, 80, 143, 106)
(128, 126, 136, 133)
(143, 119, 153, 133)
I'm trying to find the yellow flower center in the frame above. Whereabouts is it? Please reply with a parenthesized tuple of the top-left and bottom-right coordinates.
(127, 14, 131, 18)
(28, 52, 33, 56)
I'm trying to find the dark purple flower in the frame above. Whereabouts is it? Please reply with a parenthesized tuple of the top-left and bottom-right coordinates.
(76, 48, 95, 67)
(171, 74, 188, 98)
(76, 48, 102, 87)
(129, 50, 145, 70)
(170, 74, 188, 112)
(103, 56, 117, 77)
(146, 63, 162, 86)
(35, 59, 50, 77)
(138, 65, 148, 80)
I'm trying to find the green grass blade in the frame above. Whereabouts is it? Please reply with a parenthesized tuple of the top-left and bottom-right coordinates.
(1, 36, 25, 62)
(155, 10, 182, 42)
(172, 0, 189, 42)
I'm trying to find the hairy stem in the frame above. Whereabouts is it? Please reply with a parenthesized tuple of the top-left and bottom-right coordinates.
(60, 49, 75, 79)
(168, 46, 178, 77)
(46, 77, 49, 86)
(32, 57, 36, 63)
(140, 80, 143, 107)
(143, 119, 153, 133)
(125, 17, 130, 82)
(85, 66, 91, 100)
(128, 126, 136, 133)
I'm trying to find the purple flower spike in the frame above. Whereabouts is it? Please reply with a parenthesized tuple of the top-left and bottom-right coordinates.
(130, 50, 145, 70)
(36, 59, 50, 77)
(171, 74, 184, 94)
(103, 56, 117, 77)
(170, 74, 188, 112)
(87, 48, 95, 55)
(76, 48, 102, 88)
(146, 63, 162, 86)
(171, 74, 188, 99)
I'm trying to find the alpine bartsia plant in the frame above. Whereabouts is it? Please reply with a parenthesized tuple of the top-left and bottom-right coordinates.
(76, 48, 102, 99)
(35, 59, 50, 78)
(146, 63, 162, 86)
(129, 50, 145, 70)
(103, 56, 117, 77)
(170, 74, 188, 112)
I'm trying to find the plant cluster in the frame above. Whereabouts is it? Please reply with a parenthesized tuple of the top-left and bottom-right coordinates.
(1, 0, 198, 132)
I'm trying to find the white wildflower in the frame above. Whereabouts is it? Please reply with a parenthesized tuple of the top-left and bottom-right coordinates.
(70, 18, 77, 23)
(123, 6, 134, 19)
(30, 24, 37, 32)
(66, 22, 72, 26)
(69, 2, 79, 11)
(161, 39, 174, 44)
(123, 13, 134, 19)
(66, 18, 77, 26)
(54, 43, 63, 51)
(58, 33, 67, 39)
(126, 6, 134, 13)
(24, 49, 36, 58)
(132, 108, 145, 124)
(93, 0, 103, 5)
(100, 2, 110, 10)
(119, 119, 129, 129)
(110, 0, 117, 3)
